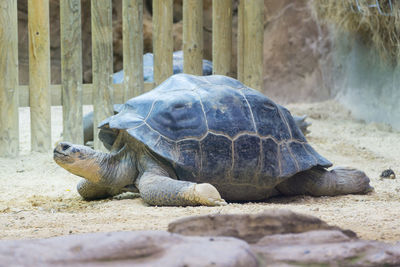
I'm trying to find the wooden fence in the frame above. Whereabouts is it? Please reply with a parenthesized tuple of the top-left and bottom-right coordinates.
(0, 0, 264, 157)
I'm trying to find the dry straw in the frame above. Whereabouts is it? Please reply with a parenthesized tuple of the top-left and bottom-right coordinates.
(310, 0, 400, 62)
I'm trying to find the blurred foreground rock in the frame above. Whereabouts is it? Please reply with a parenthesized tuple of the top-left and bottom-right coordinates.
(168, 209, 356, 243)
(1, 209, 400, 266)
(0, 231, 255, 267)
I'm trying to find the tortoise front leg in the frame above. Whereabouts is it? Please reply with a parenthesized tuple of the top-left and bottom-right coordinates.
(136, 172, 227, 206)
(77, 179, 126, 200)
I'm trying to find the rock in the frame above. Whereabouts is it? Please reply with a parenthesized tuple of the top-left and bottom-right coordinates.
(0, 231, 257, 267)
(253, 230, 400, 266)
(168, 209, 355, 243)
(1, 210, 400, 266)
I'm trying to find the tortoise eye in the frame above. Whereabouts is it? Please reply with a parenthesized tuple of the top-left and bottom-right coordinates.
(62, 144, 71, 151)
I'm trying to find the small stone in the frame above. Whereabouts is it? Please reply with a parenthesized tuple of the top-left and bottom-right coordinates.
(380, 169, 396, 180)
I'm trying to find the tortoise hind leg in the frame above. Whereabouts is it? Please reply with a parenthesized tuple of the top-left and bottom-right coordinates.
(293, 115, 311, 135)
(276, 167, 373, 197)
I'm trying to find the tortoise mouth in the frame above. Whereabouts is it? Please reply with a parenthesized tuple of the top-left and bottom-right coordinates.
(53, 149, 66, 156)
(53, 149, 74, 164)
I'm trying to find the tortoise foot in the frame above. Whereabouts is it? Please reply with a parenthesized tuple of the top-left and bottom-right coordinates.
(330, 167, 374, 194)
(193, 183, 227, 206)
(276, 166, 373, 197)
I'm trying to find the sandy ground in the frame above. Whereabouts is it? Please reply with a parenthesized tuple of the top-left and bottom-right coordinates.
(0, 100, 399, 242)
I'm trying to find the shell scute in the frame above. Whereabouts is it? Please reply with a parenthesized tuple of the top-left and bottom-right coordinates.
(279, 143, 299, 177)
(242, 89, 291, 141)
(146, 90, 207, 141)
(232, 135, 261, 182)
(197, 85, 255, 138)
(127, 124, 160, 149)
(200, 133, 232, 183)
(261, 138, 280, 179)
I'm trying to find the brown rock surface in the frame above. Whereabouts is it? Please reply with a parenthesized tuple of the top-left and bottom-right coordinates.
(0, 231, 257, 267)
(253, 230, 400, 266)
(262, 0, 332, 103)
(168, 209, 355, 243)
(1, 210, 400, 266)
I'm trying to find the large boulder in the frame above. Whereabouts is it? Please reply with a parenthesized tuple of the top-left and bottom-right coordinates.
(168, 209, 355, 243)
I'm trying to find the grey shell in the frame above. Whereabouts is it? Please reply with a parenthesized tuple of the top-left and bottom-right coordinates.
(99, 74, 331, 186)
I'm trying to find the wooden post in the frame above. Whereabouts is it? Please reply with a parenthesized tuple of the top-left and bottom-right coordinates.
(123, 0, 144, 100)
(237, 0, 244, 82)
(91, 0, 114, 150)
(0, 1, 19, 157)
(153, 0, 173, 85)
(238, 0, 264, 90)
(212, 0, 232, 76)
(183, 0, 203, 75)
(60, 0, 83, 144)
(28, 0, 52, 152)
(17, 83, 154, 107)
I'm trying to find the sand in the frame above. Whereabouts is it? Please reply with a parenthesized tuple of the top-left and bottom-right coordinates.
(0, 100, 399, 242)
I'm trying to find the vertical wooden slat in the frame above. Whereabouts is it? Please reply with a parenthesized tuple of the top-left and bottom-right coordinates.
(123, 0, 144, 100)
(237, 0, 244, 82)
(153, 0, 173, 85)
(60, 0, 83, 144)
(28, 0, 52, 152)
(240, 0, 264, 90)
(0, 1, 19, 157)
(183, 0, 203, 75)
(91, 0, 114, 150)
(212, 0, 232, 76)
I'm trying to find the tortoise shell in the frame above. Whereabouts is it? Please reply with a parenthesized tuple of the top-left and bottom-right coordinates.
(100, 74, 331, 190)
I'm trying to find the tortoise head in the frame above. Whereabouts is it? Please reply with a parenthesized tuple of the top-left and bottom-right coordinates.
(53, 142, 101, 181)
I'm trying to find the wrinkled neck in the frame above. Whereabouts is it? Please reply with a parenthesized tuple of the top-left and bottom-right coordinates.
(95, 146, 138, 187)
(62, 151, 102, 182)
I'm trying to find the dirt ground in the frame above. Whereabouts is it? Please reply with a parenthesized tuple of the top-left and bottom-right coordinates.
(0, 100, 399, 242)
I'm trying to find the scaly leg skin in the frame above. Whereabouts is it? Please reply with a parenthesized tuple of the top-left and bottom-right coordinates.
(276, 167, 373, 197)
(293, 115, 311, 135)
(136, 172, 227, 206)
(77, 179, 125, 200)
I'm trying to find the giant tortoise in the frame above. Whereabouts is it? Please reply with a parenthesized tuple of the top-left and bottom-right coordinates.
(54, 74, 372, 206)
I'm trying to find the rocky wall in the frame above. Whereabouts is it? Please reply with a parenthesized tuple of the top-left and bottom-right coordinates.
(331, 32, 400, 130)
(17, 0, 332, 104)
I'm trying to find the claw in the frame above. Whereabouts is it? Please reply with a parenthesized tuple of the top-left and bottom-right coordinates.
(195, 183, 226, 206)
(207, 198, 227, 206)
